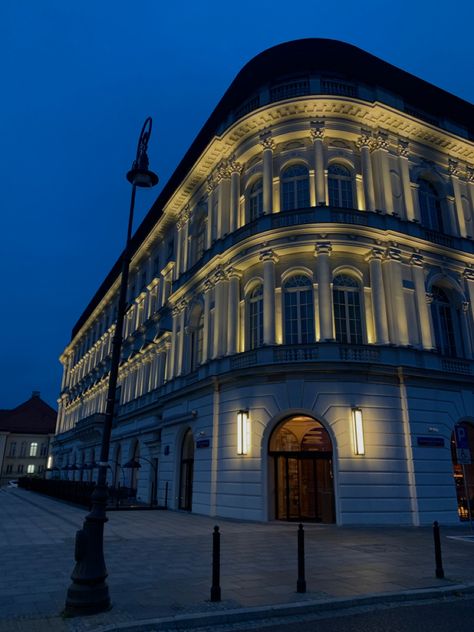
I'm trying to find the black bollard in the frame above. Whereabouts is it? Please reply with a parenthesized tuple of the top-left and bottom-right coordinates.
(433, 521, 445, 579)
(211, 525, 221, 601)
(297, 523, 307, 593)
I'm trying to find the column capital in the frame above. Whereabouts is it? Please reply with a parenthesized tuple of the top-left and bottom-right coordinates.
(356, 131, 373, 150)
(372, 131, 390, 151)
(462, 301, 470, 313)
(397, 138, 410, 157)
(213, 266, 228, 283)
(207, 174, 217, 193)
(215, 159, 232, 181)
(203, 276, 214, 293)
(176, 205, 191, 230)
(467, 167, 474, 183)
(385, 247, 402, 261)
(464, 267, 474, 281)
(315, 241, 332, 256)
(365, 247, 385, 262)
(425, 292, 434, 305)
(310, 121, 325, 141)
(449, 158, 461, 178)
(410, 254, 424, 267)
(228, 156, 243, 174)
(259, 130, 275, 151)
(259, 248, 279, 263)
(226, 266, 242, 280)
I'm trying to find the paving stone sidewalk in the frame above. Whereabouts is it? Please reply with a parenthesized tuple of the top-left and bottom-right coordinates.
(0, 488, 473, 632)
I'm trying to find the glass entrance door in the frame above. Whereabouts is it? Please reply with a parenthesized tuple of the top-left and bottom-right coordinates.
(274, 454, 334, 522)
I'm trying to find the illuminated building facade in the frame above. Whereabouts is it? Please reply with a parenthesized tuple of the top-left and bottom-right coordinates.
(53, 39, 474, 525)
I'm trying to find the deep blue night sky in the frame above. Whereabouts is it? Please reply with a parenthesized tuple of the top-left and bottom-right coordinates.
(1, 1, 473, 410)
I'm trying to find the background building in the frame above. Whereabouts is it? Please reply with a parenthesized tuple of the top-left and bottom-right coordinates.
(0, 392, 56, 485)
(53, 39, 474, 525)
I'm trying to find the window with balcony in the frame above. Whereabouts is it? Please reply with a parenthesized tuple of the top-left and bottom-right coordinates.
(333, 275, 363, 344)
(247, 284, 264, 349)
(431, 286, 462, 357)
(248, 178, 263, 222)
(418, 180, 443, 232)
(281, 165, 310, 211)
(283, 275, 315, 344)
(328, 164, 354, 209)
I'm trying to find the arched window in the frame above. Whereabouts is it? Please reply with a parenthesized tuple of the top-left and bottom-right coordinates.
(431, 286, 460, 357)
(333, 275, 363, 344)
(248, 284, 263, 349)
(328, 164, 354, 209)
(283, 275, 315, 344)
(190, 310, 204, 370)
(248, 179, 263, 222)
(281, 164, 310, 211)
(195, 217, 206, 262)
(419, 180, 443, 232)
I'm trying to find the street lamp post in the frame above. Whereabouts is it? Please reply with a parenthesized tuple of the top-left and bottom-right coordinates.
(65, 118, 158, 615)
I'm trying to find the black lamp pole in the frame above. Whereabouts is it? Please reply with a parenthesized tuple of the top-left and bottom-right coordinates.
(65, 118, 158, 615)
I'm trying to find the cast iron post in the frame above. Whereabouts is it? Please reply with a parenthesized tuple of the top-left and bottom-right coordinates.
(210, 525, 221, 602)
(297, 523, 306, 593)
(433, 520, 445, 579)
(64, 118, 158, 615)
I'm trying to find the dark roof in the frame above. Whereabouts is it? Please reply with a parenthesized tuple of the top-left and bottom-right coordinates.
(0, 394, 57, 435)
(71, 38, 474, 340)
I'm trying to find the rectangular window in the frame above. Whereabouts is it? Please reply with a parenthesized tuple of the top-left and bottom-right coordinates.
(40, 443, 48, 457)
(6, 464, 13, 474)
(9, 442, 16, 457)
(17, 464, 24, 474)
(20, 442, 27, 457)
(27, 464, 35, 474)
(30, 442, 38, 457)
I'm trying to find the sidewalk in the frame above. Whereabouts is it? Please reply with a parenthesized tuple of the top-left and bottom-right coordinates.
(0, 487, 473, 632)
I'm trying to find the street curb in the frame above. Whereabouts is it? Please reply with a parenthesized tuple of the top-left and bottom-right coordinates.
(93, 582, 474, 632)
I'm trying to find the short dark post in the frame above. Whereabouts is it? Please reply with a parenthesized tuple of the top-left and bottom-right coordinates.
(164, 481, 168, 509)
(433, 521, 445, 579)
(210, 525, 221, 602)
(297, 523, 306, 593)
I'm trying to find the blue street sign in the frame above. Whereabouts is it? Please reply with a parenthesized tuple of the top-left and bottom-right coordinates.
(455, 425, 469, 450)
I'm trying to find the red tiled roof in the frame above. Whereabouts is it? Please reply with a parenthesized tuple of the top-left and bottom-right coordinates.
(0, 395, 57, 434)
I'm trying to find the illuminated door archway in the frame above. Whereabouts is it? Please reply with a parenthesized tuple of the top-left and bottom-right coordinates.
(179, 429, 194, 511)
(269, 416, 335, 522)
(451, 422, 474, 521)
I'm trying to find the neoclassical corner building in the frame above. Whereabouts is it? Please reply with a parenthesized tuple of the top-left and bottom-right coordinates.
(53, 39, 474, 525)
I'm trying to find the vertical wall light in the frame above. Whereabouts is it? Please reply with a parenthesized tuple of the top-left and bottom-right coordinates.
(237, 410, 250, 455)
(352, 408, 365, 455)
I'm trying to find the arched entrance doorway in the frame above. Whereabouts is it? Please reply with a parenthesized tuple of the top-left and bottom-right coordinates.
(179, 429, 194, 510)
(269, 416, 335, 522)
(451, 422, 474, 520)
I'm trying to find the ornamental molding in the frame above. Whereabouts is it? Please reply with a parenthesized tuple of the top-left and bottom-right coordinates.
(366, 247, 385, 262)
(464, 267, 474, 281)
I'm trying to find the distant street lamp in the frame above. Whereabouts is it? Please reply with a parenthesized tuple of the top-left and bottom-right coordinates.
(65, 118, 158, 615)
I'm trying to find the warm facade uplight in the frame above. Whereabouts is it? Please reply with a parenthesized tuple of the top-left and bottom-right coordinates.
(352, 408, 365, 455)
(237, 410, 250, 455)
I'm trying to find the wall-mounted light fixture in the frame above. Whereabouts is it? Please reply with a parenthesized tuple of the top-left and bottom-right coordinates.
(352, 408, 365, 455)
(237, 410, 250, 455)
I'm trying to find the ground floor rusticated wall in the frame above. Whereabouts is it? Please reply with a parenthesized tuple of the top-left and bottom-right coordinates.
(52, 366, 474, 526)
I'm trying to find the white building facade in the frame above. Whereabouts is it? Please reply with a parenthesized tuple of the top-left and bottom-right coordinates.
(53, 39, 474, 525)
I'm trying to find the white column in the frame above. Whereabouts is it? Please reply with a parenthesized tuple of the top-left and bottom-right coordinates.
(226, 268, 241, 355)
(410, 255, 434, 350)
(229, 159, 242, 232)
(216, 162, 231, 237)
(464, 268, 474, 347)
(372, 131, 393, 213)
(260, 132, 274, 214)
(468, 170, 474, 235)
(449, 160, 468, 237)
(169, 308, 179, 378)
(259, 249, 278, 345)
(397, 139, 415, 221)
(382, 247, 409, 345)
(367, 248, 390, 344)
(212, 268, 228, 358)
(315, 242, 333, 341)
(181, 208, 190, 272)
(206, 177, 216, 247)
(202, 278, 212, 364)
(177, 302, 186, 375)
(357, 133, 376, 212)
(311, 124, 326, 206)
